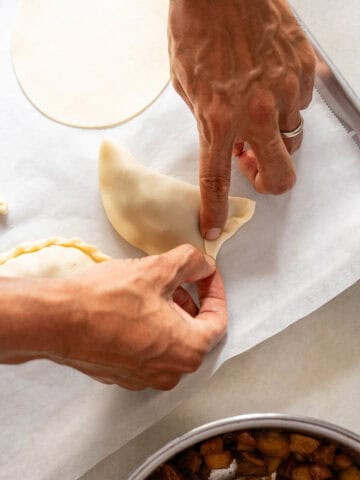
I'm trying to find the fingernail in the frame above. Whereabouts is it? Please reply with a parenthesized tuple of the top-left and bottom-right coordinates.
(205, 254, 216, 268)
(205, 228, 221, 240)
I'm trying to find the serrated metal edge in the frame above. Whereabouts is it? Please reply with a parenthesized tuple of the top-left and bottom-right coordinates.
(314, 87, 355, 134)
(314, 86, 360, 151)
(314, 87, 353, 133)
(293, 8, 360, 151)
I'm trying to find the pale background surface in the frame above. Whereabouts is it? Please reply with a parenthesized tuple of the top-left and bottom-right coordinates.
(82, 282, 360, 480)
(291, 0, 360, 96)
(81, 2, 360, 479)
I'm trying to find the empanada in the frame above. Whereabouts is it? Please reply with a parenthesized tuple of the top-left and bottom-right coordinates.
(0, 238, 109, 278)
(99, 141, 255, 258)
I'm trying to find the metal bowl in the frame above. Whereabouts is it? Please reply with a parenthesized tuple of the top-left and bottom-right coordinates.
(128, 414, 360, 480)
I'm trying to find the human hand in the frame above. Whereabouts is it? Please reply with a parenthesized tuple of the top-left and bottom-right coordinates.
(52, 244, 226, 390)
(168, 0, 316, 239)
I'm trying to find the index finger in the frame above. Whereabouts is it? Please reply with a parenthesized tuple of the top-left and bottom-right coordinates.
(199, 133, 235, 240)
(194, 269, 227, 351)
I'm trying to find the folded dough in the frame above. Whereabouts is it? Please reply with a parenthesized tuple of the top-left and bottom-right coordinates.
(0, 238, 109, 278)
(99, 141, 255, 258)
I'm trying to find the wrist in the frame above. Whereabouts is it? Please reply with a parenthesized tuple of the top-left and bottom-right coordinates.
(0, 277, 83, 364)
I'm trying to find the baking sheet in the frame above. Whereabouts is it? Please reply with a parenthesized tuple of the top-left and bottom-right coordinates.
(0, 1, 360, 480)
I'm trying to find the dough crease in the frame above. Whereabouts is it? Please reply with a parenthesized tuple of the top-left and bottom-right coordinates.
(99, 141, 255, 258)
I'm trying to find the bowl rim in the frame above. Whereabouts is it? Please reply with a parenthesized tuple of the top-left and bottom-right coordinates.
(128, 413, 360, 480)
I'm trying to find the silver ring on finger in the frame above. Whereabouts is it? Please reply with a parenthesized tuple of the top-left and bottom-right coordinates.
(280, 115, 304, 139)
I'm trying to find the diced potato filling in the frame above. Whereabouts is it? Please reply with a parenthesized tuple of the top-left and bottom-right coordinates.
(204, 451, 233, 469)
(290, 434, 320, 455)
(200, 437, 223, 456)
(148, 429, 358, 480)
(257, 431, 290, 457)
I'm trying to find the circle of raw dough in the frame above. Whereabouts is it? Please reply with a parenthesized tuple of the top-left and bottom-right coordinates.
(11, 0, 170, 128)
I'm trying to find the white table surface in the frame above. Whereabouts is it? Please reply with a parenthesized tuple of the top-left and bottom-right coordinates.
(80, 2, 360, 479)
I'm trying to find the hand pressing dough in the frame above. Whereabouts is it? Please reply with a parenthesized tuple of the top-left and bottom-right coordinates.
(11, 0, 169, 128)
(99, 141, 256, 258)
(0, 238, 109, 278)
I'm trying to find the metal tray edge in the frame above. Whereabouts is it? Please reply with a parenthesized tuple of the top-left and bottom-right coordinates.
(293, 8, 360, 137)
(128, 413, 360, 480)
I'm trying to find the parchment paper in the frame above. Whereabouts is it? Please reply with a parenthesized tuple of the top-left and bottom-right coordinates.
(0, 2, 359, 480)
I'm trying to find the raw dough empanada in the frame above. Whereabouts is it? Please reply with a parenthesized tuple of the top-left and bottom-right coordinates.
(99, 141, 255, 258)
(0, 238, 109, 278)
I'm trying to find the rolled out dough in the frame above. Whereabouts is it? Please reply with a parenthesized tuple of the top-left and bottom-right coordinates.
(11, 0, 170, 128)
(99, 141, 256, 258)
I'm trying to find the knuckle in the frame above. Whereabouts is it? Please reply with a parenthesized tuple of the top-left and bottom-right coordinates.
(301, 52, 317, 77)
(283, 73, 299, 99)
(248, 94, 276, 125)
(150, 253, 170, 272)
(155, 375, 180, 391)
(209, 319, 227, 342)
(266, 172, 297, 195)
(174, 244, 201, 274)
(301, 89, 314, 110)
(215, 318, 227, 338)
(197, 320, 227, 352)
(199, 101, 236, 144)
(184, 354, 203, 373)
(150, 254, 175, 284)
(207, 106, 235, 131)
(200, 174, 230, 198)
(178, 243, 198, 261)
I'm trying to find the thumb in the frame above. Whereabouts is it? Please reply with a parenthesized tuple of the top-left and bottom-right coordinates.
(162, 244, 216, 295)
(199, 133, 235, 240)
(195, 269, 227, 350)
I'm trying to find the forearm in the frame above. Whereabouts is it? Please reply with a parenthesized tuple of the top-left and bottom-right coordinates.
(0, 277, 78, 364)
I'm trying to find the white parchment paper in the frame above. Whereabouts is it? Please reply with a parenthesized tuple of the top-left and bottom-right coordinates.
(0, 2, 359, 480)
